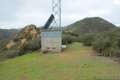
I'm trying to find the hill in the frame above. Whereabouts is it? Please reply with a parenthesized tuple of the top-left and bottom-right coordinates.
(0, 17, 118, 59)
(0, 29, 19, 52)
(65, 17, 117, 35)
(0, 43, 120, 80)
(0, 29, 19, 40)
(64, 17, 120, 58)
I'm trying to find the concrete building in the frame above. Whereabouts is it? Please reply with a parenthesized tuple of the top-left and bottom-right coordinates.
(41, 30, 62, 52)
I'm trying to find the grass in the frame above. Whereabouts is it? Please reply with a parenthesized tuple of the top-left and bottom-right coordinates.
(0, 43, 120, 80)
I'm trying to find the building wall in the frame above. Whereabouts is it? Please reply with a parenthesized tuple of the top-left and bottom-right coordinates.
(41, 30, 62, 52)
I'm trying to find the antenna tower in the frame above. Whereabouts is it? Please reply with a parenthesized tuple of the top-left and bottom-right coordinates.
(51, 0, 61, 28)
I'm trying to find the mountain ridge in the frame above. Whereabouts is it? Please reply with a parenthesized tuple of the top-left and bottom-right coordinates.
(0, 29, 19, 40)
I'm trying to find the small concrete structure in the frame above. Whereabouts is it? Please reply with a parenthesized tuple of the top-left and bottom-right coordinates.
(41, 29, 62, 52)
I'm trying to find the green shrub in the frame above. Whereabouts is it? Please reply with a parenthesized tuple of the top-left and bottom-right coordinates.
(93, 29, 120, 58)
(62, 34, 77, 44)
(80, 33, 95, 46)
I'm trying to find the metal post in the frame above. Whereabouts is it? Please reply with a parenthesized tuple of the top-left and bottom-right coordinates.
(52, 0, 54, 13)
(51, 0, 61, 28)
(59, 0, 61, 28)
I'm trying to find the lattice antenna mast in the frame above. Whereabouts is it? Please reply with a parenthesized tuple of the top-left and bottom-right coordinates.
(52, 0, 61, 28)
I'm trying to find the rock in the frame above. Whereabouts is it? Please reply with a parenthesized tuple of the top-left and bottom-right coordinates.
(6, 24, 40, 50)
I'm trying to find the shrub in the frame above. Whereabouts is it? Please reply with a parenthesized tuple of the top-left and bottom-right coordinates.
(0, 49, 23, 59)
(80, 33, 95, 46)
(0, 37, 41, 60)
(93, 29, 120, 58)
(0, 39, 9, 50)
(22, 37, 41, 52)
(62, 34, 77, 44)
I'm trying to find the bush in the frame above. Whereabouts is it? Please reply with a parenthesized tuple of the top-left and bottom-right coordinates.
(93, 29, 120, 58)
(93, 36, 111, 56)
(0, 50, 23, 59)
(22, 37, 41, 52)
(0, 39, 9, 50)
(62, 34, 77, 44)
(0, 37, 41, 60)
(80, 33, 95, 46)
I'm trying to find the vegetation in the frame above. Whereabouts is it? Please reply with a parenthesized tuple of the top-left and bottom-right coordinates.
(0, 24, 41, 60)
(22, 37, 41, 52)
(78, 33, 95, 46)
(65, 17, 116, 36)
(0, 17, 120, 79)
(93, 28, 120, 57)
(0, 29, 18, 40)
(64, 17, 120, 59)
(0, 43, 120, 80)
(62, 32, 77, 44)
(0, 17, 120, 60)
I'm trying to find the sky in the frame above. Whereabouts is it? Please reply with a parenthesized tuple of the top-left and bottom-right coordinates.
(0, 0, 120, 29)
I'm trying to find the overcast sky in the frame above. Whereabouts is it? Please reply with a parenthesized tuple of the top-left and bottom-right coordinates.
(0, 0, 120, 29)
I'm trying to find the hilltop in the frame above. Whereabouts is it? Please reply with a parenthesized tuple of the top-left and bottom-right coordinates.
(65, 17, 117, 35)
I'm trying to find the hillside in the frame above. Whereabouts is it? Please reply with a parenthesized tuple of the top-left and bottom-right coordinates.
(0, 29, 19, 40)
(0, 43, 120, 80)
(0, 29, 19, 52)
(65, 17, 117, 35)
(0, 24, 41, 59)
(0, 17, 118, 59)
